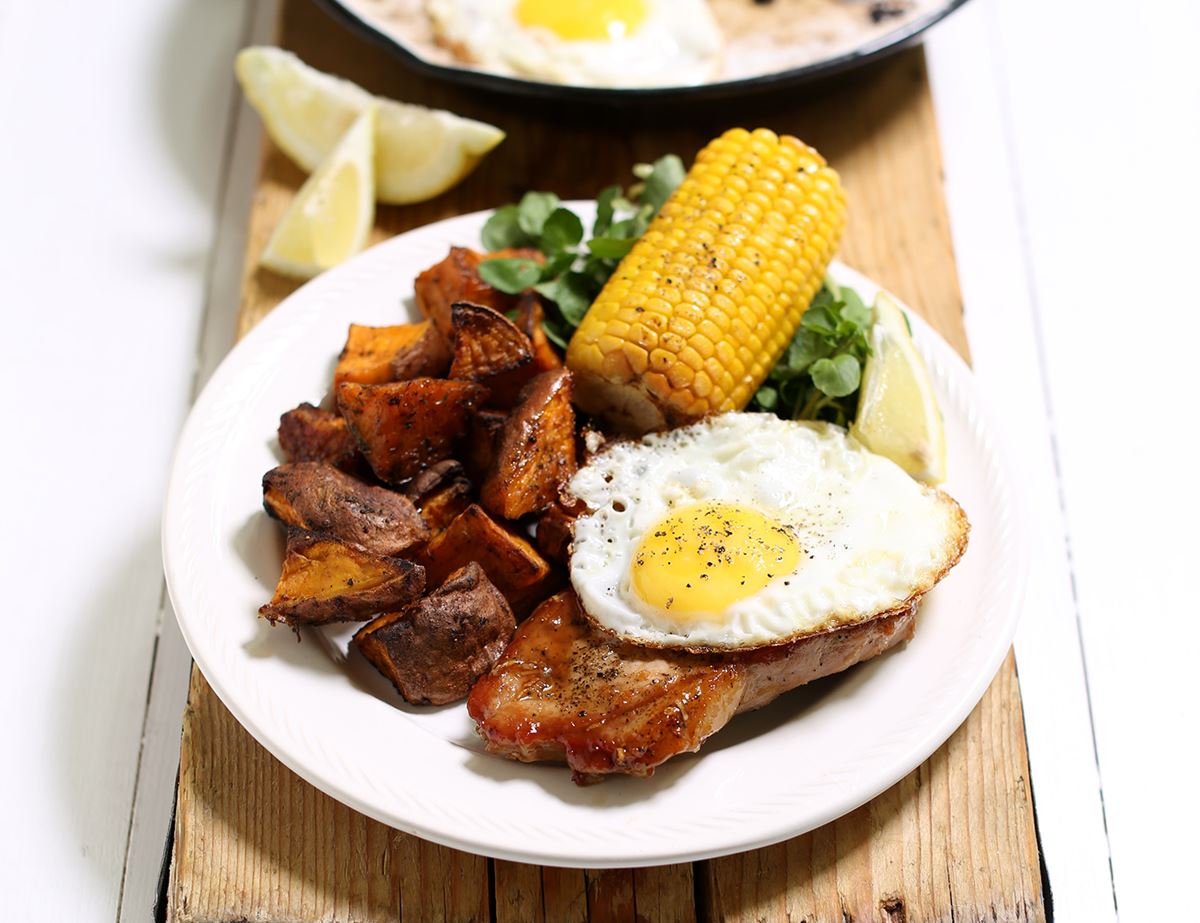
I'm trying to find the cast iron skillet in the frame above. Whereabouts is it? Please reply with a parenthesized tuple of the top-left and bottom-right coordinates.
(313, 0, 972, 103)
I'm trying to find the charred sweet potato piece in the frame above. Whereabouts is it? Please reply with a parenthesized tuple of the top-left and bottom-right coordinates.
(389, 321, 451, 381)
(334, 323, 441, 388)
(463, 410, 507, 482)
(419, 480, 473, 534)
(277, 403, 363, 472)
(262, 463, 429, 556)
(419, 504, 557, 616)
(481, 369, 577, 520)
(260, 528, 425, 626)
(536, 501, 580, 567)
(399, 458, 474, 537)
(355, 563, 516, 705)
(514, 293, 562, 373)
(449, 302, 533, 381)
(337, 379, 486, 484)
(403, 459, 465, 503)
(414, 247, 543, 344)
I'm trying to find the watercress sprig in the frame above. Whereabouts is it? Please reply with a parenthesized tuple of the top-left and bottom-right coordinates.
(476, 155, 685, 348)
(749, 280, 872, 425)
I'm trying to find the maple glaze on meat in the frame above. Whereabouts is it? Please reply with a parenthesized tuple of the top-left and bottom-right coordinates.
(468, 590, 917, 783)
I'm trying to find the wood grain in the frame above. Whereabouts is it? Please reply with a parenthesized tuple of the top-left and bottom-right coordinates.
(166, 1, 1044, 920)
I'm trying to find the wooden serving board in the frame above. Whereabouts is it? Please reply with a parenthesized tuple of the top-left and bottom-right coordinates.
(165, 2, 1046, 920)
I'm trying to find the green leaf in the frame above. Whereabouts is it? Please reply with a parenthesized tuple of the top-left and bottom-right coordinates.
(594, 185, 621, 236)
(587, 236, 637, 259)
(539, 207, 584, 253)
(555, 273, 596, 326)
(639, 154, 685, 215)
(539, 250, 576, 280)
(810, 354, 861, 398)
(840, 304, 872, 335)
(581, 256, 616, 286)
(786, 327, 832, 372)
(537, 297, 577, 349)
(840, 285, 867, 319)
(800, 304, 838, 337)
(606, 216, 641, 239)
(517, 191, 560, 237)
(540, 315, 572, 350)
(477, 257, 542, 295)
(754, 385, 778, 410)
(537, 272, 593, 327)
(481, 205, 529, 251)
(809, 287, 835, 312)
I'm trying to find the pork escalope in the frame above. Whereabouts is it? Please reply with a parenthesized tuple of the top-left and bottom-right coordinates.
(467, 591, 917, 783)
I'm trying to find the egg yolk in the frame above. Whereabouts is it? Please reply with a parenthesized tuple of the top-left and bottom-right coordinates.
(515, 0, 648, 41)
(630, 502, 800, 620)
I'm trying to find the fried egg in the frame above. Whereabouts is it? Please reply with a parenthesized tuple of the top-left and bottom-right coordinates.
(426, 0, 724, 88)
(567, 413, 968, 650)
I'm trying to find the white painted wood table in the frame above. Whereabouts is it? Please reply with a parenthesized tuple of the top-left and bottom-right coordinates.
(2, 0, 1195, 919)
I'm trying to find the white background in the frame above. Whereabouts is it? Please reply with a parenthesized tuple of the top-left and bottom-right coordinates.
(1, 0, 1195, 919)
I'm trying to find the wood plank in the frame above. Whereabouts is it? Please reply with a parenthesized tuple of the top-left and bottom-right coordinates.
(634, 865, 698, 923)
(167, 1, 1044, 920)
(490, 863, 694, 923)
(541, 867, 589, 923)
(702, 654, 1041, 922)
(493, 861, 548, 923)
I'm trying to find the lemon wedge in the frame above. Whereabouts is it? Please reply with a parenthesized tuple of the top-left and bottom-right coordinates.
(850, 292, 948, 484)
(235, 46, 505, 205)
(261, 107, 376, 279)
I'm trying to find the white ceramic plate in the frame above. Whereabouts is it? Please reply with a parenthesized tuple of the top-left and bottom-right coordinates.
(163, 204, 1025, 868)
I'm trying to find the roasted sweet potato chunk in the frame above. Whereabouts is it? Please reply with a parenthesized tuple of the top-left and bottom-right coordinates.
(419, 504, 557, 616)
(389, 321, 451, 381)
(481, 369, 577, 520)
(262, 462, 429, 556)
(449, 302, 534, 382)
(514, 293, 562, 373)
(414, 246, 541, 344)
(277, 403, 362, 472)
(355, 562, 516, 705)
(463, 409, 506, 482)
(337, 378, 486, 484)
(418, 480, 473, 534)
(402, 460, 473, 534)
(260, 528, 425, 626)
(536, 501, 580, 566)
(403, 459, 465, 503)
(334, 323, 441, 388)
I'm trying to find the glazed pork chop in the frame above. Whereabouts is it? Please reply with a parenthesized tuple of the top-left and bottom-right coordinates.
(467, 590, 917, 782)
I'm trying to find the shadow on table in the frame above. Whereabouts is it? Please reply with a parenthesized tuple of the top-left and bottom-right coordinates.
(50, 528, 174, 901)
(151, 0, 249, 203)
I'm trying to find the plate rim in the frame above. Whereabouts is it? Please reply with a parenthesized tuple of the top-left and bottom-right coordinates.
(312, 0, 973, 101)
(162, 204, 1027, 867)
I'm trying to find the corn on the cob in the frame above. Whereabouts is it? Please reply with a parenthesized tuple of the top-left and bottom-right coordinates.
(565, 127, 847, 434)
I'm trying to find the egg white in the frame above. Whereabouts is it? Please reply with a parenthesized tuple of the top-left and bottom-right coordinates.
(425, 0, 724, 88)
(567, 413, 969, 650)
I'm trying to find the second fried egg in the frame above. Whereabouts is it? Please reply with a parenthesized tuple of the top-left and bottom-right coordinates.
(426, 0, 724, 88)
(568, 413, 969, 650)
